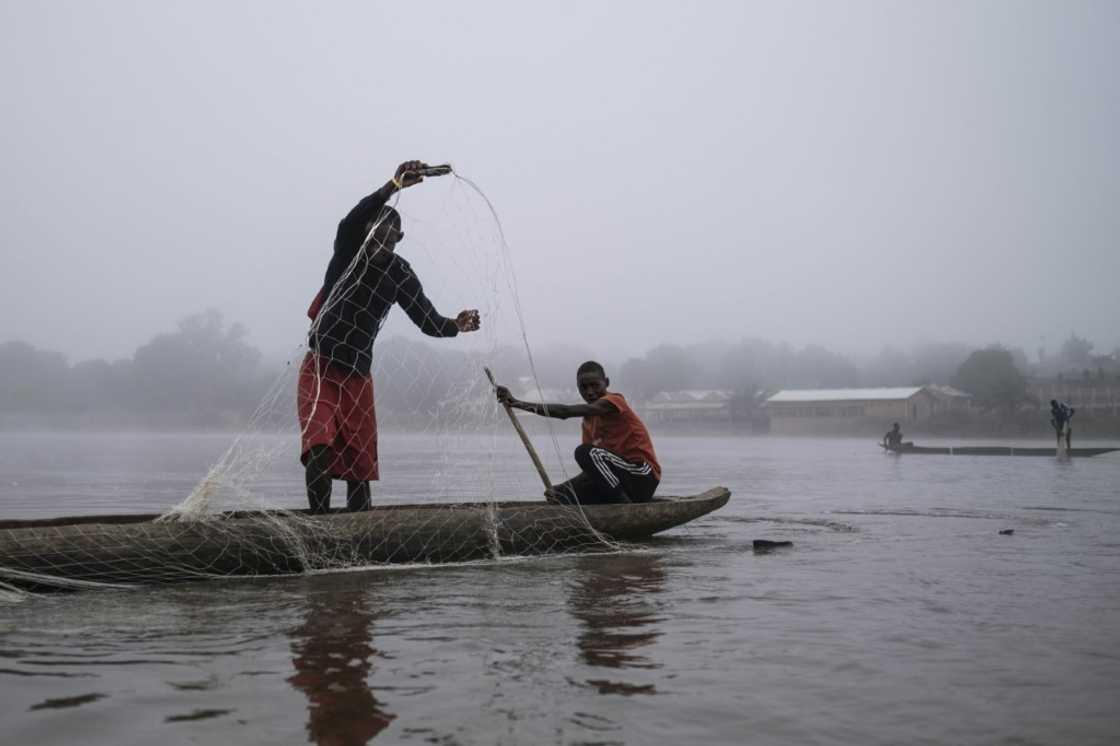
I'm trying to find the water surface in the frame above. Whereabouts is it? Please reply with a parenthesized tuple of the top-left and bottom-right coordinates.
(1, 432, 1119, 745)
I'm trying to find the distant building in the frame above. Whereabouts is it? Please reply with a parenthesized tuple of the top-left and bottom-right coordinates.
(1027, 379, 1120, 416)
(925, 384, 973, 411)
(764, 387, 939, 434)
(642, 390, 735, 424)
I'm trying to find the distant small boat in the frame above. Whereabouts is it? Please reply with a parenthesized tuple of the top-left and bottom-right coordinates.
(0, 488, 730, 591)
(879, 443, 1118, 457)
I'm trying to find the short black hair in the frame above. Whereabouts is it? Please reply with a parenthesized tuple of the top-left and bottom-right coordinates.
(577, 360, 606, 378)
(367, 206, 401, 233)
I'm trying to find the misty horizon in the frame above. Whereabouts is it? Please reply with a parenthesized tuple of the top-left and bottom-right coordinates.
(2, 307, 1114, 376)
(3, 2, 1118, 368)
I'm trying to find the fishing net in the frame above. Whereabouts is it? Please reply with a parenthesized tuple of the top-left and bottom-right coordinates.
(0, 169, 624, 593)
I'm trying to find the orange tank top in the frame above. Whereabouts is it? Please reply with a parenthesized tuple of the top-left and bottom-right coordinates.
(581, 392, 661, 481)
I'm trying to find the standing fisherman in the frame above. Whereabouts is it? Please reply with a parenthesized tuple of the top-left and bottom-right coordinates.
(298, 160, 481, 513)
(1049, 399, 1075, 451)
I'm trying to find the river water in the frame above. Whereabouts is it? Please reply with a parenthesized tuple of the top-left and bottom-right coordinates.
(1, 431, 1119, 745)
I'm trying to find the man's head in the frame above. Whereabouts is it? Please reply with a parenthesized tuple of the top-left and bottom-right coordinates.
(366, 207, 404, 252)
(576, 360, 609, 403)
(1050, 399, 1059, 408)
(891, 422, 900, 431)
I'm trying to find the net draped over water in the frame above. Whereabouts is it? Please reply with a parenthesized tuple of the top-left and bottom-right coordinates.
(0, 171, 621, 594)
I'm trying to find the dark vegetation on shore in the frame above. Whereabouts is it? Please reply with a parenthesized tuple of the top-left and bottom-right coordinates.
(2, 310, 1118, 434)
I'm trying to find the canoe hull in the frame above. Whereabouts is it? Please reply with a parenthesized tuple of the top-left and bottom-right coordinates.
(0, 488, 730, 589)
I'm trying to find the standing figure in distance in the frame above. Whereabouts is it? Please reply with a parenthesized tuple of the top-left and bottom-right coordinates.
(298, 160, 481, 513)
(1049, 399, 1075, 451)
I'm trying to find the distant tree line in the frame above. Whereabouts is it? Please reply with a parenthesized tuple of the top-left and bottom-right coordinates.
(0, 310, 267, 428)
(1, 310, 1116, 430)
(0, 310, 582, 430)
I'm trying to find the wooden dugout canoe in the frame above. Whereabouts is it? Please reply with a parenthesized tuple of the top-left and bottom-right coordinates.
(880, 443, 1118, 457)
(0, 488, 730, 590)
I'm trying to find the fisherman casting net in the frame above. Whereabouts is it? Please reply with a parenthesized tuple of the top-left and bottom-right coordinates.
(0, 168, 624, 593)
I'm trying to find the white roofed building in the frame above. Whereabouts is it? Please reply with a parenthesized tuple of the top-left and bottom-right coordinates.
(642, 389, 735, 424)
(763, 387, 939, 434)
(926, 384, 973, 410)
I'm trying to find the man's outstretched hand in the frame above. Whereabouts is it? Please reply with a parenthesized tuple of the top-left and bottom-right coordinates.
(455, 309, 480, 332)
(494, 385, 515, 406)
(393, 160, 429, 190)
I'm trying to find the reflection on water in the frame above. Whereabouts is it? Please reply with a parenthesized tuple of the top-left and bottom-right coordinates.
(567, 553, 665, 696)
(287, 583, 395, 745)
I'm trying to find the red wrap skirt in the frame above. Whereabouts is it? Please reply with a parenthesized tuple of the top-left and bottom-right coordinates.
(297, 352, 379, 481)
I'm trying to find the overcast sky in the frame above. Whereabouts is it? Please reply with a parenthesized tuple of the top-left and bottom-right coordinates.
(2, 0, 1117, 365)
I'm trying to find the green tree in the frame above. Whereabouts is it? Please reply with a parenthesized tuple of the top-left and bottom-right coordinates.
(911, 342, 972, 386)
(865, 345, 913, 386)
(952, 347, 1030, 412)
(795, 344, 860, 388)
(0, 341, 70, 412)
(131, 309, 263, 424)
(1059, 333, 1094, 369)
(619, 345, 698, 400)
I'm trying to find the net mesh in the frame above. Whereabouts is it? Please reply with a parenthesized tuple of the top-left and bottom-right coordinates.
(0, 170, 627, 594)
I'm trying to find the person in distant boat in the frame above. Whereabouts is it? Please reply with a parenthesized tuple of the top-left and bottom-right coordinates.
(883, 422, 904, 451)
(1049, 400, 1075, 450)
(494, 361, 661, 505)
(298, 160, 481, 514)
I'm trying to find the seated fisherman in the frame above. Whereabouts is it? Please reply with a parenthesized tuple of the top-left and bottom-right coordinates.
(883, 422, 904, 451)
(495, 361, 660, 505)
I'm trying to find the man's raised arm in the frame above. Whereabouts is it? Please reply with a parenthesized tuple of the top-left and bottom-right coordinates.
(335, 160, 429, 254)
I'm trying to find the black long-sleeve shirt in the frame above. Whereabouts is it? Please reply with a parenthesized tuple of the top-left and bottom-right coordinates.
(307, 189, 458, 374)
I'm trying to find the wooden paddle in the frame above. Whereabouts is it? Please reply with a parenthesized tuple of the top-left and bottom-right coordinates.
(484, 367, 553, 490)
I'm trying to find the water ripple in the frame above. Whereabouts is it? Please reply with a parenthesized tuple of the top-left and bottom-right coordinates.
(28, 692, 108, 711)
